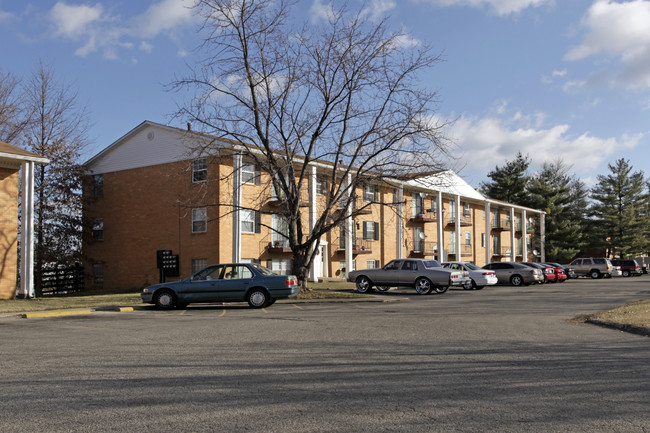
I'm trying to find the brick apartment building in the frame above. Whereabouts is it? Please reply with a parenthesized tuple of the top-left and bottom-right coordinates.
(82, 121, 545, 292)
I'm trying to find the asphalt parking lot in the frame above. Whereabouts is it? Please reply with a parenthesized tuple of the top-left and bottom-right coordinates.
(1, 277, 649, 432)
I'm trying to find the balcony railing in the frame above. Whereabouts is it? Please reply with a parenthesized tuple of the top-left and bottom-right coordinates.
(336, 239, 373, 254)
(491, 218, 512, 231)
(491, 246, 514, 257)
(267, 239, 292, 253)
(410, 210, 437, 223)
(410, 240, 437, 256)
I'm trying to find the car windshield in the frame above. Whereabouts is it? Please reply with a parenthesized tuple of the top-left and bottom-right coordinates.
(423, 260, 442, 269)
(464, 263, 481, 271)
(250, 263, 276, 276)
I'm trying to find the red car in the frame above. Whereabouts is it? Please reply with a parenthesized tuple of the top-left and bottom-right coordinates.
(543, 263, 567, 283)
(523, 262, 557, 284)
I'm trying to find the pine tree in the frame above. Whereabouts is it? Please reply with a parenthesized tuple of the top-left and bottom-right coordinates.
(479, 152, 531, 205)
(589, 159, 649, 258)
(526, 160, 587, 262)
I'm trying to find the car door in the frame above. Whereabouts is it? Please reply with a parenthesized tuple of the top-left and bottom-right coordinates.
(375, 260, 402, 285)
(214, 264, 255, 301)
(182, 265, 225, 301)
(399, 260, 420, 286)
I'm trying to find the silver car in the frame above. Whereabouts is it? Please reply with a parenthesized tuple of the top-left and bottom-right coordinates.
(482, 262, 544, 286)
(348, 259, 470, 295)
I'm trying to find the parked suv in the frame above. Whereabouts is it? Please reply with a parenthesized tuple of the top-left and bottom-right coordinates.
(610, 259, 642, 277)
(567, 258, 613, 279)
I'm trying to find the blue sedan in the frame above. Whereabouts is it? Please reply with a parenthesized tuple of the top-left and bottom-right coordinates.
(141, 263, 300, 309)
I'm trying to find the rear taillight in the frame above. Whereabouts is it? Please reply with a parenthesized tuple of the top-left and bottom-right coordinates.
(286, 278, 297, 286)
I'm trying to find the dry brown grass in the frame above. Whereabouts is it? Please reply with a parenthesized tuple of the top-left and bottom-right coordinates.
(586, 298, 650, 328)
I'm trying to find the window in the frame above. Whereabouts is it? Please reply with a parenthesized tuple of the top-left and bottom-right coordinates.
(363, 221, 379, 241)
(92, 218, 104, 240)
(481, 233, 486, 247)
(192, 258, 207, 274)
(192, 158, 207, 182)
(268, 259, 292, 275)
(92, 263, 104, 286)
(272, 214, 288, 244)
(412, 193, 425, 217)
(242, 210, 254, 233)
(92, 175, 103, 197)
(463, 202, 471, 217)
(450, 230, 456, 254)
(192, 208, 207, 233)
(242, 163, 257, 184)
(316, 175, 328, 195)
(465, 231, 471, 246)
(339, 223, 355, 249)
(366, 260, 380, 269)
(402, 261, 418, 271)
(339, 260, 356, 276)
(449, 200, 457, 222)
(413, 226, 424, 252)
(364, 184, 378, 202)
(224, 265, 253, 279)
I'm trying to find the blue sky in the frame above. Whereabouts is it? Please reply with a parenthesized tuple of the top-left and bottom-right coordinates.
(1, 0, 649, 187)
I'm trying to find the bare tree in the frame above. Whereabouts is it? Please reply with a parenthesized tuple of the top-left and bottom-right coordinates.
(173, 0, 451, 288)
(0, 69, 29, 143)
(21, 61, 90, 295)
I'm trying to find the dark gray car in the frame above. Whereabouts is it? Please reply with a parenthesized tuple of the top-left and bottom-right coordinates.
(482, 262, 543, 286)
(347, 259, 470, 295)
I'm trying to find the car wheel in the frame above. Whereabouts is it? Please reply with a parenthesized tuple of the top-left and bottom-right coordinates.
(355, 276, 372, 293)
(510, 275, 523, 287)
(434, 285, 449, 294)
(376, 286, 390, 292)
(154, 289, 176, 310)
(415, 277, 433, 295)
(247, 288, 270, 308)
(622, 270, 630, 277)
(589, 270, 601, 279)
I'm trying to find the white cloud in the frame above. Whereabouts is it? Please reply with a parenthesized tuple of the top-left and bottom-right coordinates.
(565, 0, 650, 89)
(0, 8, 16, 22)
(444, 110, 643, 179)
(361, 0, 397, 21)
(50, 2, 103, 37)
(415, 0, 553, 16)
(310, 0, 337, 22)
(48, 0, 196, 59)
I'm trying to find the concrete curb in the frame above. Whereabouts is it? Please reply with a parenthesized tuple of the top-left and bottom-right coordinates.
(21, 309, 93, 319)
(585, 319, 650, 337)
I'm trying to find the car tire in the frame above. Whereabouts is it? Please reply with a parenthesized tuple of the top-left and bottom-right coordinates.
(376, 286, 390, 292)
(415, 277, 433, 295)
(434, 285, 449, 294)
(247, 288, 270, 308)
(154, 289, 177, 310)
(355, 276, 373, 293)
(589, 270, 601, 279)
(510, 275, 524, 286)
(622, 270, 630, 277)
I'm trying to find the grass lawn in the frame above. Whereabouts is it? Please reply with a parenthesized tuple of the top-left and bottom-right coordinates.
(583, 298, 650, 329)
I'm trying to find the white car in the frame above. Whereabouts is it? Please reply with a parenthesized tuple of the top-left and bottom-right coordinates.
(442, 261, 498, 290)
(612, 265, 623, 277)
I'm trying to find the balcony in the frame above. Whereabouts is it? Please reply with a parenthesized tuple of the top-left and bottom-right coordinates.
(409, 210, 437, 223)
(410, 240, 436, 257)
(266, 188, 310, 209)
(336, 239, 373, 255)
(491, 218, 512, 232)
(491, 246, 513, 257)
(332, 198, 372, 218)
(267, 239, 292, 253)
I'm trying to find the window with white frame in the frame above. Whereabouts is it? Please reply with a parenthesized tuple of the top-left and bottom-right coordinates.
(412, 193, 424, 217)
(364, 184, 378, 202)
(192, 258, 207, 273)
(316, 175, 328, 195)
(267, 258, 292, 275)
(463, 202, 471, 217)
(339, 260, 356, 277)
(366, 260, 380, 269)
(465, 231, 471, 246)
(192, 158, 207, 182)
(481, 233, 486, 247)
(449, 200, 457, 222)
(242, 163, 256, 184)
(192, 208, 207, 233)
(363, 221, 379, 241)
(241, 209, 258, 233)
(450, 230, 456, 254)
(272, 214, 289, 246)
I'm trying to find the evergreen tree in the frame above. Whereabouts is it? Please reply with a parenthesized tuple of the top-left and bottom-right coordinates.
(480, 152, 531, 205)
(526, 160, 588, 262)
(589, 159, 649, 258)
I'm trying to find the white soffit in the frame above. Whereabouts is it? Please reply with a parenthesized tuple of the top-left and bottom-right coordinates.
(406, 170, 486, 201)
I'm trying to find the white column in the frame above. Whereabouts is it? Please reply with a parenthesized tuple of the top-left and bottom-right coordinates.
(436, 192, 444, 262)
(20, 161, 35, 298)
(540, 213, 546, 262)
(396, 185, 403, 259)
(485, 202, 491, 265)
(455, 195, 461, 259)
(522, 210, 528, 261)
(232, 153, 242, 263)
(345, 173, 353, 277)
(510, 207, 516, 262)
(309, 165, 318, 282)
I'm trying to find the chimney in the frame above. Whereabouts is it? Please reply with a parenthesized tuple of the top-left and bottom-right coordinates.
(187, 122, 192, 131)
